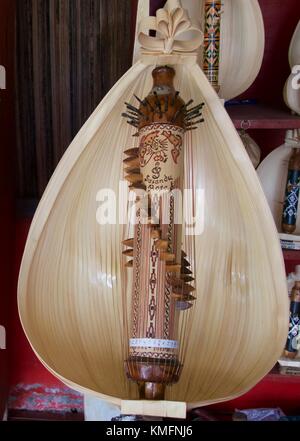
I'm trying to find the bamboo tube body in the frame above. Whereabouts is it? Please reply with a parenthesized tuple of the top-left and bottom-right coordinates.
(125, 67, 195, 397)
(203, 0, 222, 92)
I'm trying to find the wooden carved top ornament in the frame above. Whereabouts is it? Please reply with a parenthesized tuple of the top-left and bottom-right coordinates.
(137, 0, 203, 55)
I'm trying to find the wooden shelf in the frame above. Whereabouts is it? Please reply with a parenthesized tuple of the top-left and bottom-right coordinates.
(268, 364, 300, 383)
(226, 104, 300, 129)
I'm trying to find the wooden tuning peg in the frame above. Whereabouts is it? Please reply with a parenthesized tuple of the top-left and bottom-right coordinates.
(175, 301, 193, 311)
(122, 249, 134, 257)
(180, 275, 195, 282)
(125, 174, 143, 184)
(181, 267, 193, 275)
(124, 147, 139, 157)
(151, 229, 161, 239)
(155, 240, 168, 251)
(181, 258, 190, 267)
(124, 167, 140, 174)
(122, 238, 134, 247)
(166, 264, 181, 273)
(171, 284, 195, 294)
(123, 157, 140, 168)
(160, 253, 175, 262)
(171, 293, 196, 301)
(128, 183, 146, 192)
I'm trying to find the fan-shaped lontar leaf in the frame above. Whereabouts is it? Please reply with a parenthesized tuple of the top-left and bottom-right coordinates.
(18, 57, 288, 409)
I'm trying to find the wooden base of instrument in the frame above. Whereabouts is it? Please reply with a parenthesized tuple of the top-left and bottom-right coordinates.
(138, 382, 166, 401)
(125, 358, 182, 400)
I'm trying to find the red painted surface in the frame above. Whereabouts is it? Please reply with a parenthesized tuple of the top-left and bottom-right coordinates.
(0, 0, 16, 419)
(209, 373, 300, 416)
(283, 250, 300, 274)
